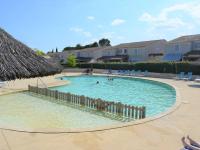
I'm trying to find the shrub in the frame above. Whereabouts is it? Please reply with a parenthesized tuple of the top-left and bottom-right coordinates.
(76, 62, 200, 75)
(67, 54, 77, 67)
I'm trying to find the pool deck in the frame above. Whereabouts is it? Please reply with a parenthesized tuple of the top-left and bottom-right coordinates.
(0, 73, 200, 150)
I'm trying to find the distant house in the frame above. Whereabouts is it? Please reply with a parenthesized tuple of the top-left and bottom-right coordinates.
(48, 47, 109, 63)
(164, 34, 200, 61)
(48, 34, 200, 64)
(98, 40, 167, 62)
(114, 40, 167, 62)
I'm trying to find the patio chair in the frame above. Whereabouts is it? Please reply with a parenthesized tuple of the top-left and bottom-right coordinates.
(130, 70, 135, 76)
(183, 72, 193, 81)
(126, 70, 131, 76)
(119, 70, 130, 76)
(143, 70, 149, 77)
(175, 72, 185, 80)
(116, 70, 125, 75)
(108, 69, 112, 74)
(135, 70, 142, 76)
(117, 70, 122, 75)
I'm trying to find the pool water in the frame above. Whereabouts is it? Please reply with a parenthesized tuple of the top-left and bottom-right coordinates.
(0, 75, 176, 131)
(52, 75, 176, 117)
(0, 92, 120, 131)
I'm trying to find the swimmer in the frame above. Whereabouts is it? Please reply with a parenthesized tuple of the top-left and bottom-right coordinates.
(96, 81, 99, 84)
(107, 76, 110, 80)
(108, 76, 113, 81)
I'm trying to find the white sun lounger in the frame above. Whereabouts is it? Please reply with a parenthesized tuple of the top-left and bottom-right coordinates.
(195, 78, 200, 83)
(0, 81, 5, 88)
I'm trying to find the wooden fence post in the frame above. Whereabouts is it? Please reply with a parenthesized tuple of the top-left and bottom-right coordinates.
(142, 107, 146, 119)
(135, 106, 138, 119)
(55, 90, 58, 99)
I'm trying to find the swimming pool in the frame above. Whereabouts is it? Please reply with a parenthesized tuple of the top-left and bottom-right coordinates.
(52, 75, 176, 117)
(0, 75, 176, 132)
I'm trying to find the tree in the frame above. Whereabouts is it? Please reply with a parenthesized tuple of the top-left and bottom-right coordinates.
(33, 48, 45, 56)
(76, 44, 82, 49)
(56, 48, 58, 53)
(52, 49, 54, 53)
(98, 38, 111, 47)
(91, 42, 98, 47)
(67, 54, 76, 67)
(63, 39, 111, 51)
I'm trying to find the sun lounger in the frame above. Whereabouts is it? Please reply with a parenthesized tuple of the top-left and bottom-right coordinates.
(103, 69, 113, 74)
(0, 81, 5, 88)
(195, 78, 200, 83)
(181, 136, 200, 150)
(115, 70, 123, 75)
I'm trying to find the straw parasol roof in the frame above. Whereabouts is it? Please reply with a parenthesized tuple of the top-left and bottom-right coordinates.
(0, 27, 61, 81)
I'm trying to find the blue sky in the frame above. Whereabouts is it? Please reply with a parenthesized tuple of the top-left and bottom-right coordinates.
(1, 0, 200, 52)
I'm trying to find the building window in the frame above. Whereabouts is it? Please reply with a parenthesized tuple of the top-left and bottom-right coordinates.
(134, 49, 138, 56)
(116, 49, 122, 55)
(77, 52, 80, 57)
(192, 42, 200, 50)
(124, 49, 127, 54)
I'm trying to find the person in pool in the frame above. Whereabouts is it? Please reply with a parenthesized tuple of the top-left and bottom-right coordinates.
(107, 76, 114, 81)
(96, 81, 99, 84)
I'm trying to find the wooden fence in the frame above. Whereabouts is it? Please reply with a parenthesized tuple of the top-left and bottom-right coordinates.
(28, 85, 146, 121)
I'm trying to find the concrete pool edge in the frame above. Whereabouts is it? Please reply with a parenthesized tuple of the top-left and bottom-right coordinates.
(0, 73, 182, 133)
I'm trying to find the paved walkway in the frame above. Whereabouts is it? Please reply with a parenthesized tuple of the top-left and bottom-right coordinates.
(0, 73, 200, 150)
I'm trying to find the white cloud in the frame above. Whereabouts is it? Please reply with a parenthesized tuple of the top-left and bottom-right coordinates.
(70, 27, 92, 37)
(87, 16, 95, 20)
(111, 19, 126, 26)
(139, 1, 200, 30)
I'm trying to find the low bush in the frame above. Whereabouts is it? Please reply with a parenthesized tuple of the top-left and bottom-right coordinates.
(76, 62, 200, 75)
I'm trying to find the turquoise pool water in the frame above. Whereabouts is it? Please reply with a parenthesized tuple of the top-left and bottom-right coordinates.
(52, 75, 176, 117)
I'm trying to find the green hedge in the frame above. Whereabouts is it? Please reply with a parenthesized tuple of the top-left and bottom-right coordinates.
(76, 62, 200, 75)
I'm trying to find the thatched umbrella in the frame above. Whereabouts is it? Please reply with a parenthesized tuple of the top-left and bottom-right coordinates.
(0, 27, 61, 81)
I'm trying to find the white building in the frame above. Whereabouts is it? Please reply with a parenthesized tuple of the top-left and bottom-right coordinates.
(113, 40, 166, 62)
(48, 34, 200, 63)
(164, 34, 200, 61)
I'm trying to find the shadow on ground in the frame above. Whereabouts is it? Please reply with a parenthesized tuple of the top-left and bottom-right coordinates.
(188, 84, 200, 88)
